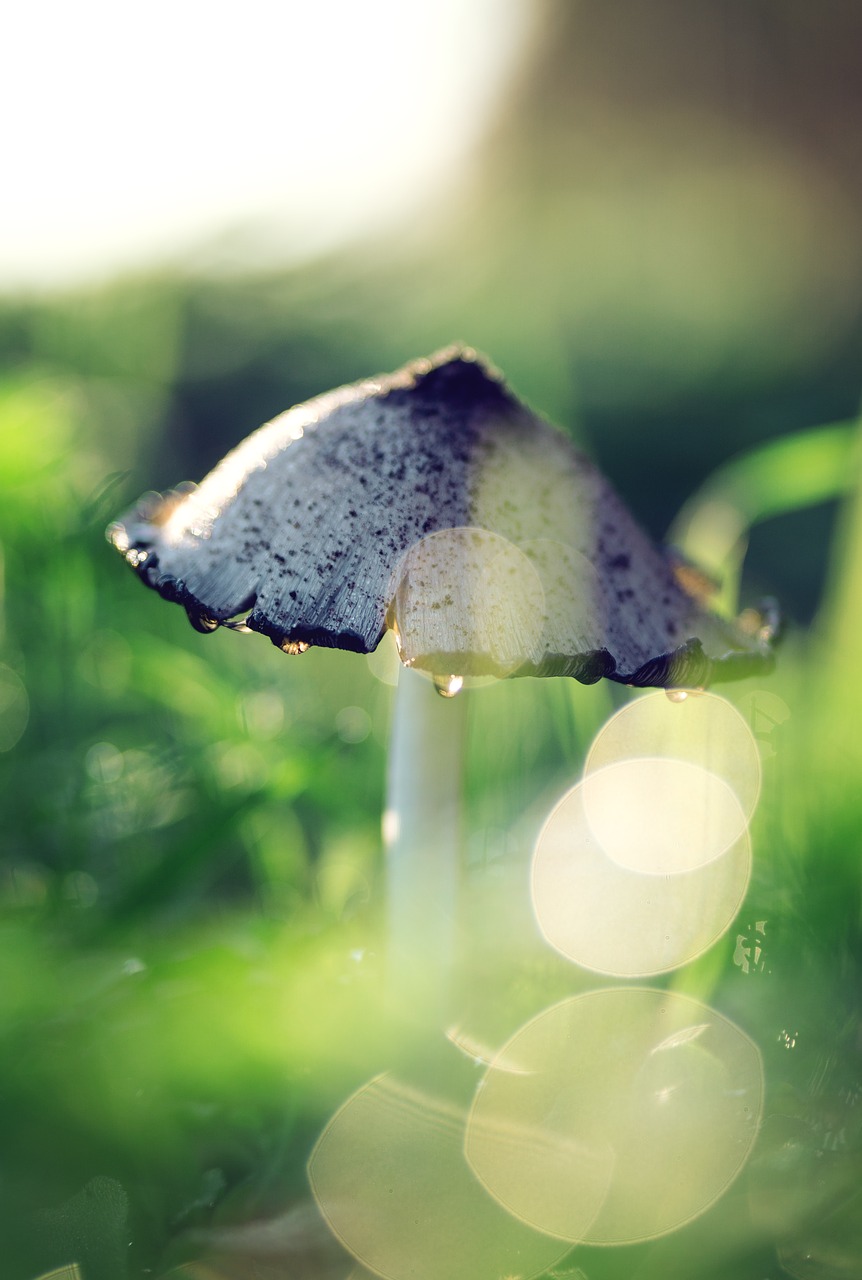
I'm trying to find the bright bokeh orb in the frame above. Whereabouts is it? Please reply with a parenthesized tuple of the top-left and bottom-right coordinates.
(585, 690, 761, 822)
(465, 989, 764, 1245)
(389, 527, 546, 679)
(581, 756, 748, 874)
(531, 689, 760, 976)
(308, 1073, 568, 1280)
(532, 776, 751, 976)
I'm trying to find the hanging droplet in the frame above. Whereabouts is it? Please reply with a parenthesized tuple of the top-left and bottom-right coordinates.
(280, 638, 310, 655)
(106, 521, 129, 552)
(433, 673, 464, 698)
(665, 688, 688, 703)
(187, 609, 220, 634)
(224, 610, 253, 633)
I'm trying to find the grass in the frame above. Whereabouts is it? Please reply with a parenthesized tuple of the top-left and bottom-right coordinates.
(0, 307, 860, 1279)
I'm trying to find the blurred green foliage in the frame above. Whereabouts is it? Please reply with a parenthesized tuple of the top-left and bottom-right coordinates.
(0, 266, 859, 1279)
(3, 4, 862, 1264)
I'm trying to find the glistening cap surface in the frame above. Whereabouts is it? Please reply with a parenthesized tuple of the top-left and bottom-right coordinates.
(109, 346, 776, 687)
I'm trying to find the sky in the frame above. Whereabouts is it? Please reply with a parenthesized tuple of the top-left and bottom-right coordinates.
(3, 0, 529, 291)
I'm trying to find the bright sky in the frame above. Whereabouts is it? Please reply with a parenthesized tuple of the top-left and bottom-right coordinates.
(2, 0, 529, 292)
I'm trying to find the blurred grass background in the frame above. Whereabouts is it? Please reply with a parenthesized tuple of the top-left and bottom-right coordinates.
(1, 2, 862, 1277)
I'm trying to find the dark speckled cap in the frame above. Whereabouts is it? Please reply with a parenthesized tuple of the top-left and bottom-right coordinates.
(108, 346, 777, 688)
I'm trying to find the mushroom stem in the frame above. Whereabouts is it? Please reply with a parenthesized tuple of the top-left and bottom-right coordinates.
(384, 665, 468, 1021)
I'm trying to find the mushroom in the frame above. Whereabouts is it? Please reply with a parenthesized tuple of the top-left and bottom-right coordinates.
(109, 346, 776, 1009)
(109, 346, 774, 687)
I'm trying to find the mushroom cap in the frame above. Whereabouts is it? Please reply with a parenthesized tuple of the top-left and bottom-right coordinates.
(108, 346, 776, 688)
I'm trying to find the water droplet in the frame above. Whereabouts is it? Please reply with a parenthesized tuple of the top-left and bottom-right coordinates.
(665, 689, 688, 703)
(433, 674, 464, 698)
(125, 547, 149, 568)
(280, 639, 309, 655)
(187, 609, 220, 634)
(106, 521, 129, 551)
(224, 609, 253, 633)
